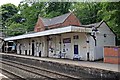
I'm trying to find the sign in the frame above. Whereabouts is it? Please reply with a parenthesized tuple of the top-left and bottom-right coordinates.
(114, 48, 118, 51)
(63, 38, 71, 43)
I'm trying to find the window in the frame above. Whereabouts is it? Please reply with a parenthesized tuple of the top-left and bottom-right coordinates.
(104, 34, 107, 37)
(73, 35, 79, 39)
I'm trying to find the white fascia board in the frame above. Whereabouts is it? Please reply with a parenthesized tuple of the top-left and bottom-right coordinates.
(28, 26, 72, 38)
(4, 26, 72, 41)
(71, 26, 92, 33)
(4, 26, 92, 41)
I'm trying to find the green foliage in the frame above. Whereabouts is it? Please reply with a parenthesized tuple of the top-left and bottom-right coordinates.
(45, 2, 71, 18)
(18, 2, 46, 31)
(0, 3, 19, 36)
(5, 14, 26, 36)
(72, 2, 101, 25)
(0, 3, 18, 24)
(97, 2, 120, 45)
(7, 22, 25, 36)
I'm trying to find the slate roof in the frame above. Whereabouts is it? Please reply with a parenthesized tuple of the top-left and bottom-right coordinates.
(40, 12, 71, 26)
(81, 20, 104, 28)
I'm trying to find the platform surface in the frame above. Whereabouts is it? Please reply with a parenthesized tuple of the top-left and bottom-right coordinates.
(0, 53, 119, 72)
(0, 73, 8, 80)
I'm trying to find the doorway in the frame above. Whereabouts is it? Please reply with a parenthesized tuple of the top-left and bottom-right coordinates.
(87, 52, 89, 61)
(74, 45, 78, 54)
(25, 50, 27, 55)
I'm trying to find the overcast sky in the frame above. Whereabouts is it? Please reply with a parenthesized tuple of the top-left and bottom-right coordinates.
(0, 0, 22, 6)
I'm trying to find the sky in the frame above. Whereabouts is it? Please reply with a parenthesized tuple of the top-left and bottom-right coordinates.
(0, 0, 22, 6)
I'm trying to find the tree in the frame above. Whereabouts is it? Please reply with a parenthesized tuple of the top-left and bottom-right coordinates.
(0, 3, 18, 26)
(18, 2, 46, 31)
(0, 3, 18, 36)
(72, 2, 101, 25)
(7, 22, 25, 36)
(5, 13, 26, 36)
(45, 2, 72, 18)
(97, 2, 120, 45)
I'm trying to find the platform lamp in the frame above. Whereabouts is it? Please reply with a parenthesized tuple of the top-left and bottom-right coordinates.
(90, 25, 100, 61)
(91, 27, 99, 46)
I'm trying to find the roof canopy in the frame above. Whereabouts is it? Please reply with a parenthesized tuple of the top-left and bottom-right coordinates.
(4, 26, 92, 41)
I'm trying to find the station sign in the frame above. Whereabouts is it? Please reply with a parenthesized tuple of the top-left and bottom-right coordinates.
(63, 38, 71, 43)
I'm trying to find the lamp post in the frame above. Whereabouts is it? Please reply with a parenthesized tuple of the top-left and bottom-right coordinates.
(91, 27, 99, 61)
(91, 27, 98, 46)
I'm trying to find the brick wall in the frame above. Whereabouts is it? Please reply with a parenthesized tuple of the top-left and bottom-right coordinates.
(34, 18, 45, 32)
(62, 13, 81, 27)
(104, 46, 120, 64)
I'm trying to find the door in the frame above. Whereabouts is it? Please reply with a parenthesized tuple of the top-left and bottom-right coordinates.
(74, 45, 78, 54)
(25, 50, 27, 55)
(32, 40, 34, 56)
(87, 52, 89, 61)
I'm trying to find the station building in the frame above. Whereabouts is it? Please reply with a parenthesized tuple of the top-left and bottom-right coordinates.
(4, 12, 116, 61)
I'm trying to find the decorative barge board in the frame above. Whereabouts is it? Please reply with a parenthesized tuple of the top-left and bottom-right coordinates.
(4, 12, 116, 61)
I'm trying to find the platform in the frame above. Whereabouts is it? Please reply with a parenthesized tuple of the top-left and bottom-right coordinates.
(0, 73, 8, 79)
(0, 53, 119, 72)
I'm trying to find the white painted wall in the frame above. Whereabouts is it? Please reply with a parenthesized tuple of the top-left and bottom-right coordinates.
(29, 37, 47, 57)
(61, 33, 87, 60)
(61, 33, 73, 59)
(89, 22, 116, 60)
(16, 33, 88, 60)
(48, 35, 61, 58)
(16, 37, 46, 57)
(16, 39, 30, 55)
(89, 37, 94, 61)
(77, 33, 88, 60)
